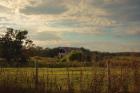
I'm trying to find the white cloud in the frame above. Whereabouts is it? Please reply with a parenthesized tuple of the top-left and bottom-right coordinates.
(0, 0, 116, 32)
(0, 0, 140, 52)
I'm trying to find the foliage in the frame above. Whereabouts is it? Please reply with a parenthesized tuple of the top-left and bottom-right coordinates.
(0, 28, 34, 65)
(62, 50, 92, 62)
(68, 51, 83, 62)
(31, 47, 61, 57)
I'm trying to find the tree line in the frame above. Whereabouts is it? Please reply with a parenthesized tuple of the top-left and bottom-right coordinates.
(0, 28, 93, 66)
(0, 28, 140, 66)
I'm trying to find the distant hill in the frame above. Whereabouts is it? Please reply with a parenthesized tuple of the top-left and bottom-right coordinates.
(32, 46, 140, 58)
(32, 47, 91, 57)
(91, 51, 140, 57)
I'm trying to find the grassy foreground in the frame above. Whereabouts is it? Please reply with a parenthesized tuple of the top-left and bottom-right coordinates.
(0, 65, 140, 93)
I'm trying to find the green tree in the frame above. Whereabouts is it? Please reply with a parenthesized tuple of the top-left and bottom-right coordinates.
(0, 28, 34, 65)
(68, 51, 83, 62)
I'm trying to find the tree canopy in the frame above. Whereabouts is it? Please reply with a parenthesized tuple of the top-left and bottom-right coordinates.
(0, 28, 34, 65)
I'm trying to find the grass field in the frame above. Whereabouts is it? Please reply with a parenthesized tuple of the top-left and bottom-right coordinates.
(0, 56, 140, 93)
(0, 64, 140, 93)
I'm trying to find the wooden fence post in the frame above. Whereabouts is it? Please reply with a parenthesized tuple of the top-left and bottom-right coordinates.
(107, 60, 111, 93)
(35, 59, 39, 93)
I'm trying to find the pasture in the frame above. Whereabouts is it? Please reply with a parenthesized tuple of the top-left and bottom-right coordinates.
(0, 64, 140, 93)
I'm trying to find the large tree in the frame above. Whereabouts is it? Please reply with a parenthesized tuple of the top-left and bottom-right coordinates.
(0, 28, 34, 65)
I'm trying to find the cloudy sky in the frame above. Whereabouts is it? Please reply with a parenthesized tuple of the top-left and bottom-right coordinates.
(0, 0, 140, 52)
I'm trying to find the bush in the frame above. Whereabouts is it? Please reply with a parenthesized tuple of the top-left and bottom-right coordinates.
(68, 51, 83, 62)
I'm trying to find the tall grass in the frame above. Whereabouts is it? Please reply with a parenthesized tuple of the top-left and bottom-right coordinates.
(0, 60, 139, 93)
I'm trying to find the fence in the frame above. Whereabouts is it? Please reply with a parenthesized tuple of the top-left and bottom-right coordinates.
(0, 61, 140, 93)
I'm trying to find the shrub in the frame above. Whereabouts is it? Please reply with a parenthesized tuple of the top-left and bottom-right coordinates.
(68, 51, 83, 62)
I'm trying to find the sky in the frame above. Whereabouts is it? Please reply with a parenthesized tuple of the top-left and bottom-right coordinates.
(0, 0, 140, 52)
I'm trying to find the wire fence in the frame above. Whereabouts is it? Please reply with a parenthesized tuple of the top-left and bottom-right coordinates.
(0, 61, 140, 93)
